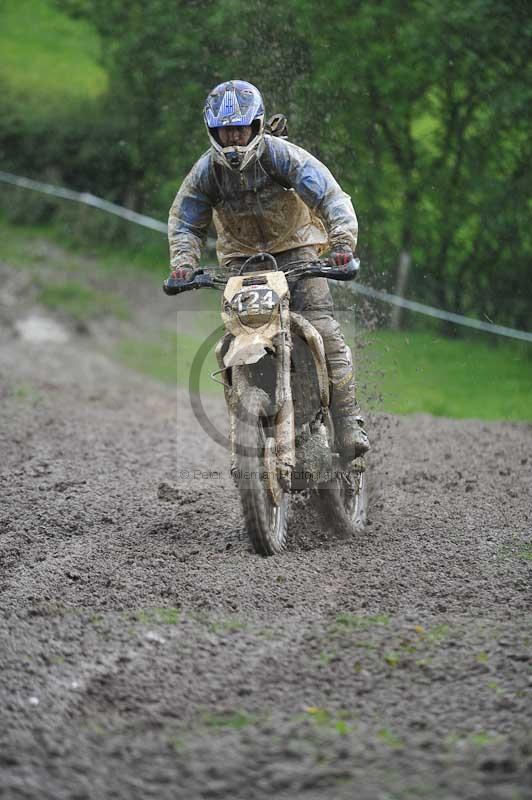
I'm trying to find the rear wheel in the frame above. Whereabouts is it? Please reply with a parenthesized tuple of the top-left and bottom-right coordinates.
(315, 465, 368, 538)
(235, 386, 289, 555)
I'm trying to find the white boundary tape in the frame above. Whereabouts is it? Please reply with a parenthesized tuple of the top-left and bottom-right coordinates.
(0, 170, 167, 233)
(1, 170, 531, 343)
(349, 283, 532, 343)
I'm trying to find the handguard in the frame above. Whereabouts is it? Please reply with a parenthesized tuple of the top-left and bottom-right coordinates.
(309, 257, 360, 281)
(286, 257, 360, 285)
(162, 270, 214, 295)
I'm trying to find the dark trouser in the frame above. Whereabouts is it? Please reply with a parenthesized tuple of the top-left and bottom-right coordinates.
(226, 246, 357, 410)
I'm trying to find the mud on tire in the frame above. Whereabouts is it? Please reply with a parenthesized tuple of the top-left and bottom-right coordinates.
(235, 385, 289, 555)
(314, 466, 368, 539)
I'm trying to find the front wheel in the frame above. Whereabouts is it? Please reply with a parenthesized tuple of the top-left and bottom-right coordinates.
(235, 386, 290, 555)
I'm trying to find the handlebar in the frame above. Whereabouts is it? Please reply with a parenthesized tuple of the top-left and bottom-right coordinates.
(162, 257, 360, 296)
(163, 269, 218, 296)
(296, 257, 360, 282)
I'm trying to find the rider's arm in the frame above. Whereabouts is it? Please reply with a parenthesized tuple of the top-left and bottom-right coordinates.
(168, 152, 215, 269)
(265, 136, 358, 252)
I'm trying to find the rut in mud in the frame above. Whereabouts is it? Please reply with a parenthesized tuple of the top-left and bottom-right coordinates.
(0, 260, 531, 800)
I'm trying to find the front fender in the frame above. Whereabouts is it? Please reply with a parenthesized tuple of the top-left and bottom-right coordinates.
(223, 332, 274, 367)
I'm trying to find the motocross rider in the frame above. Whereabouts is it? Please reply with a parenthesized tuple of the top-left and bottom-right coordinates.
(167, 80, 370, 459)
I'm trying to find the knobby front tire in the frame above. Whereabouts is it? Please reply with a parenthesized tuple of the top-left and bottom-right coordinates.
(235, 386, 289, 556)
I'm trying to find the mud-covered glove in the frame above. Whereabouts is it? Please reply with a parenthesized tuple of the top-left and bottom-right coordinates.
(169, 265, 194, 281)
(330, 245, 355, 268)
(163, 265, 195, 295)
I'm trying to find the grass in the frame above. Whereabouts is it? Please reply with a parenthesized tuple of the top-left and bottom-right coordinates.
(377, 728, 404, 749)
(0, 0, 106, 115)
(516, 544, 532, 561)
(116, 332, 221, 394)
(333, 613, 390, 630)
(303, 707, 355, 735)
(445, 730, 505, 748)
(0, 205, 169, 274)
(207, 618, 248, 635)
(11, 383, 42, 405)
(201, 711, 259, 730)
(135, 608, 181, 625)
(421, 623, 452, 644)
(115, 309, 532, 421)
(64, 318, 532, 420)
(499, 541, 532, 562)
(358, 329, 532, 421)
(384, 652, 401, 668)
(38, 280, 130, 321)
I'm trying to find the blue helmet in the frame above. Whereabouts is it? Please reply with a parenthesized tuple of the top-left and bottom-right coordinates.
(204, 80, 265, 171)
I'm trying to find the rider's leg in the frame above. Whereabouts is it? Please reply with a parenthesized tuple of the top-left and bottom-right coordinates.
(291, 276, 369, 458)
(276, 247, 370, 459)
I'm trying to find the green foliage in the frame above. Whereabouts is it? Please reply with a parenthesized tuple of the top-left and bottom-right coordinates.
(2, 0, 531, 328)
(3, 204, 530, 422)
(0, 0, 106, 115)
(0, 198, 168, 270)
(0, 1, 128, 216)
(299, 0, 532, 328)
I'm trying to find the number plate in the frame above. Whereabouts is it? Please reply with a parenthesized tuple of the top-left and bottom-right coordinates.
(231, 286, 279, 315)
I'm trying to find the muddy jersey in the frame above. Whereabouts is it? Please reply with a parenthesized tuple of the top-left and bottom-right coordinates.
(168, 134, 358, 268)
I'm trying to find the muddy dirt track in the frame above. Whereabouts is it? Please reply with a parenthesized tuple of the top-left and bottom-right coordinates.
(1, 286, 531, 799)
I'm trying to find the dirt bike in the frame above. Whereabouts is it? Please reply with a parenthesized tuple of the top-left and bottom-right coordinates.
(163, 252, 367, 556)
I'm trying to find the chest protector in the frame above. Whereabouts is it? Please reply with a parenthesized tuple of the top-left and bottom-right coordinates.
(210, 157, 328, 266)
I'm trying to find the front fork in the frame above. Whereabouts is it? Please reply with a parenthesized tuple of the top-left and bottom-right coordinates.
(215, 301, 296, 489)
(214, 334, 239, 478)
(273, 322, 295, 490)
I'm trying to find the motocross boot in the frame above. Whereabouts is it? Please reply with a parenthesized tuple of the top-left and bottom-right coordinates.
(330, 370, 370, 459)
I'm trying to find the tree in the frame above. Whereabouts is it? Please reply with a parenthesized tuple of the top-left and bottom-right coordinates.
(297, 0, 532, 327)
(49, 0, 532, 328)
